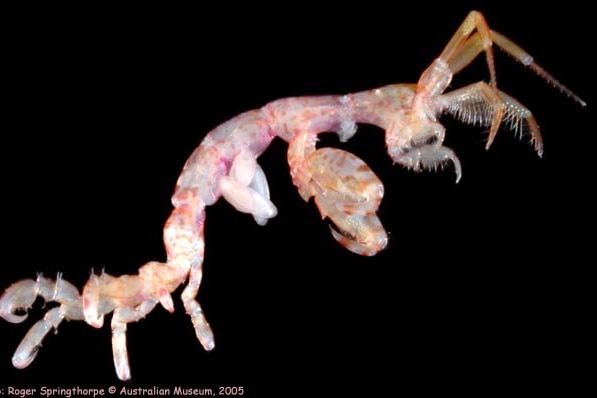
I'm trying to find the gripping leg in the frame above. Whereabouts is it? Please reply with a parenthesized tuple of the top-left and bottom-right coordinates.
(1, 274, 84, 369)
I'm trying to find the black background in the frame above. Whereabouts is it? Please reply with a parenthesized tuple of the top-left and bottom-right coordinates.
(1, 2, 591, 396)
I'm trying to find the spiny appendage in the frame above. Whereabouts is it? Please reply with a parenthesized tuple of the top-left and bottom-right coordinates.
(306, 147, 388, 256)
(433, 11, 583, 158)
(440, 11, 585, 108)
(438, 82, 543, 156)
(0, 274, 83, 368)
(395, 145, 463, 183)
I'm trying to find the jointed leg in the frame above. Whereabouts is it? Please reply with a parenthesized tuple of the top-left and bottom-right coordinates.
(181, 263, 215, 352)
(0, 274, 84, 369)
(12, 305, 84, 369)
(427, 12, 503, 139)
(440, 11, 497, 87)
(420, 11, 584, 148)
(163, 202, 214, 354)
(442, 20, 585, 106)
(438, 82, 543, 155)
(111, 299, 158, 381)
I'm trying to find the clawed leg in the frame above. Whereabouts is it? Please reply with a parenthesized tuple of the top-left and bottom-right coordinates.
(327, 214, 387, 256)
(287, 133, 388, 255)
(0, 274, 83, 368)
(0, 274, 81, 324)
(296, 146, 388, 256)
(12, 305, 84, 369)
(219, 149, 278, 225)
(394, 145, 463, 183)
(307, 148, 384, 216)
(438, 82, 543, 155)
(111, 299, 158, 381)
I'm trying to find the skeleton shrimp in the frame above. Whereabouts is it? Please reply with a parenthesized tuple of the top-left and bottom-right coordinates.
(0, 11, 585, 380)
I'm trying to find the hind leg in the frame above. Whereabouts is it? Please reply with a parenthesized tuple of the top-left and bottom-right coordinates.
(111, 299, 158, 381)
(12, 305, 84, 369)
(1, 274, 84, 369)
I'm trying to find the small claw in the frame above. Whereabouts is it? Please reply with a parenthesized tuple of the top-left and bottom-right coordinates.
(451, 154, 463, 183)
(329, 223, 388, 257)
(0, 280, 38, 324)
(1, 309, 29, 324)
(82, 275, 104, 328)
(327, 212, 388, 257)
(158, 290, 174, 313)
(84, 307, 104, 328)
(4, 313, 29, 323)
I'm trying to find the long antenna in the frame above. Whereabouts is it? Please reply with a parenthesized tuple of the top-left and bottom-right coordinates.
(490, 30, 586, 107)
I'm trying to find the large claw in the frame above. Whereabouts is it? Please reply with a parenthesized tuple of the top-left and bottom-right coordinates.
(307, 148, 384, 216)
(306, 148, 388, 256)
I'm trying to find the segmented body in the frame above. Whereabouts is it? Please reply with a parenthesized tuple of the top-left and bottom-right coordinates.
(0, 11, 584, 380)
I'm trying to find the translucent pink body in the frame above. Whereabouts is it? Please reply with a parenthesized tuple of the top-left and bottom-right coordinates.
(0, 11, 583, 381)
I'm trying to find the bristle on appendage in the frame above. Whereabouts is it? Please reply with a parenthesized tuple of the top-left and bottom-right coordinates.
(527, 62, 586, 107)
(490, 30, 586, 107)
